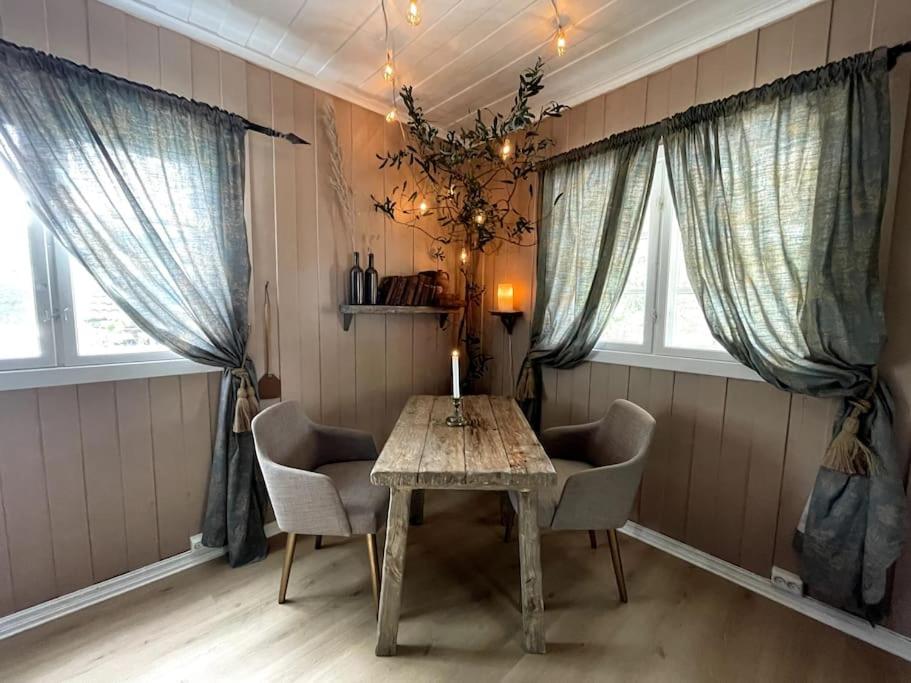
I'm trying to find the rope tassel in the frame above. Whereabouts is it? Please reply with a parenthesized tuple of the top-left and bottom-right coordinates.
(823, 391, 877, 476)
(232, 368, 260, 433)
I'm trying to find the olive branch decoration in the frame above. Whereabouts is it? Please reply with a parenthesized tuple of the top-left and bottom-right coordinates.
(372, 58, 567, 386)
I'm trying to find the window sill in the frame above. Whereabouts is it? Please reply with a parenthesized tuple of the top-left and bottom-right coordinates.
(588, 348, 762, 382)
(0, 358, 218, 392)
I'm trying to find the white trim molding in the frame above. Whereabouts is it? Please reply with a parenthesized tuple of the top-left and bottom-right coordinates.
(0, 522, 282, 641)
(619, 521, 911, 663)
(0, 357, 217, 391)
(589, 348, 762, 382)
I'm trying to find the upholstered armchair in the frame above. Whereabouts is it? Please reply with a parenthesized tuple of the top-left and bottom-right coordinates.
(508, 399, 656, 602)
(251, 401, 389, 607)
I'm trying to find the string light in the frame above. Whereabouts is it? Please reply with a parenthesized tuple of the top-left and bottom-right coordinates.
(406, 1, 422, 27)
(473, 209, 487, 226)
(386, 109, 397, 123)
(419, 199, 429, 215)
(500, 138, 513, 161)
(556, 28, 567, 56)
(383, 51, 395, 82)
(550, 0, 567, 56)
(460, 247, 469, 264)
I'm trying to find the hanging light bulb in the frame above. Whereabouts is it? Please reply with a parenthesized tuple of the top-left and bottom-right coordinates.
(500, 138, 513, 161)
(418, 199, 429, 215)
(473, 208, 487, 226)
(556, 27, 567, 56)
(406, 1, 422, 27)
(383, 51, 395, 82)
(385, 108, 397, 123)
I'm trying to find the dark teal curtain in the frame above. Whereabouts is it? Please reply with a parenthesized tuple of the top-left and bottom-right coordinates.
(516, 130, 659, 427)
(0, 39, 267, 566)
(662, 48, 902, 618)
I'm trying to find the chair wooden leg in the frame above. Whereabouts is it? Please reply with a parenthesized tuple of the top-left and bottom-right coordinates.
(366, 533, 381, 612)
(314, 535, 322, 550)
(278, 532, 297, 604)
(606, 529, 628, 603)
(588, 530, 598, 549)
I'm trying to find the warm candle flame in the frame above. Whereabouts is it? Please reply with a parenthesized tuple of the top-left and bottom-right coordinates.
(451, 350, 459, 358)
(497, 283, 515, 312)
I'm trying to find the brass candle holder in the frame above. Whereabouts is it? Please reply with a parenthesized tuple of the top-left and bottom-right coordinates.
(446, 396, 468, 427)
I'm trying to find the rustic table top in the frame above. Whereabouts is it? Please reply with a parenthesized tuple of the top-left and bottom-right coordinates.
(372, 395, 556, 490)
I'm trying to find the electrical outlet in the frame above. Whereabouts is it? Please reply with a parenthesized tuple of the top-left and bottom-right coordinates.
(771, 566, 804, 596)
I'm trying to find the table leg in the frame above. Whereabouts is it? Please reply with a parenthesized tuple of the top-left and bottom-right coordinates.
(376, 486, 412, 656)
(409, 489, 425, 525)
(517, 489, 545, 653)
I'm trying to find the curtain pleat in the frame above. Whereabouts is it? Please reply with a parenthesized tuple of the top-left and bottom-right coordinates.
(516, 135, 659, 427)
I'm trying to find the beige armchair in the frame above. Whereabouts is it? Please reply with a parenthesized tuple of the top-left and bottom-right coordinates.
(508, 399, 655, 602)
(251, 401, 388, 607)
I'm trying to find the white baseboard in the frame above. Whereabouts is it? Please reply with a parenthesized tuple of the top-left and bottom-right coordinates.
(0, 523, 283, 641)
(619, 521, 911, 663)
(2, 519, 909, 663)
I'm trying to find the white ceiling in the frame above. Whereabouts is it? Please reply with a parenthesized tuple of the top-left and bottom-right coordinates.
(102, 0, 819, 130)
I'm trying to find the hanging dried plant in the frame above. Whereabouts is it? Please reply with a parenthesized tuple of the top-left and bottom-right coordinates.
(321, 99, 357, 253)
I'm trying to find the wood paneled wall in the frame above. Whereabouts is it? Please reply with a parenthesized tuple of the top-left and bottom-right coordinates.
(0, 0, 452, 617)
(481, 0, 911, 633)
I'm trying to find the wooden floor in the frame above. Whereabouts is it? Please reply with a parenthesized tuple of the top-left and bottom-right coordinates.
(1, 492, 908, 682)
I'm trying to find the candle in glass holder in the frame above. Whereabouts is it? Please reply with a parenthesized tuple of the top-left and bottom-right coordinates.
(497, 283, 515, 311)
(451, 350, 461, 399)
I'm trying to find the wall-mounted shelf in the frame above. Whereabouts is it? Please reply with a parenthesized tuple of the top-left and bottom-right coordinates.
(339, 304, 463, 332)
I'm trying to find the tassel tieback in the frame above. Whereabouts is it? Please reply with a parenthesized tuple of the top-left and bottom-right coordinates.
(823, 379, 877, 476)
(231, 368, 259, 433)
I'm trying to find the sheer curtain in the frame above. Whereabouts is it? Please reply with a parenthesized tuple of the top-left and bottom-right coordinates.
(516, 130, 658, 426)
(0, 39, 267, 566)
(663, 48, 901, 616)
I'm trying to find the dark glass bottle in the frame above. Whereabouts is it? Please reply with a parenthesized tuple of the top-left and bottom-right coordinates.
(348, 251, 364, 305)
(365, 252, 379, 304)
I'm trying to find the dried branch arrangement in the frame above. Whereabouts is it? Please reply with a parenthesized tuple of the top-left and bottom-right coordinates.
(321, 99, 357, 254)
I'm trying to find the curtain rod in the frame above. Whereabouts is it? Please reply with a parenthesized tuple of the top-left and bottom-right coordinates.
(0, 37, 309, 145)
(541, 40, 911, 171)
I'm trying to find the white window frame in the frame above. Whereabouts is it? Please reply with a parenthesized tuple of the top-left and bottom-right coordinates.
(0, 176, 211, 390)
(0, 216, 57, 372)
(591, 149, 761, 383)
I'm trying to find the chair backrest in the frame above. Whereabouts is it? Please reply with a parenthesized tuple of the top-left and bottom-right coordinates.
(593, 399, 656, 469)
(251, 400, 319, 472)
(551, 399, 656, 531)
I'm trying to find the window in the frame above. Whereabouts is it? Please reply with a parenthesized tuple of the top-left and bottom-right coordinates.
(0, 160, 182, 380)
(594, 150, 758, 381)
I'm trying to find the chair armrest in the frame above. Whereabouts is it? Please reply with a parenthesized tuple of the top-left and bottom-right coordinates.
(550, 452, 648, 531)
(539, 421, 600, 461)
(259, 458, 352, 536)
(311, 423, 379, 465)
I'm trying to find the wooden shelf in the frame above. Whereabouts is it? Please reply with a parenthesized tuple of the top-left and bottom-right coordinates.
(339, 304, 463, 331)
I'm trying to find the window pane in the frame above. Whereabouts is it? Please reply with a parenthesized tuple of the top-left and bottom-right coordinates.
(599, 199, 652, 346)
(663, 221, 724, 352)
(0, 164, 41, 360)
(70, 257, 167, 357)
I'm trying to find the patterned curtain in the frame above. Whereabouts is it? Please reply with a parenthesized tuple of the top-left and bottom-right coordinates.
(663, 48, 902, 618)
(516, 130, 659, 427)
(0, 39, 267, 566)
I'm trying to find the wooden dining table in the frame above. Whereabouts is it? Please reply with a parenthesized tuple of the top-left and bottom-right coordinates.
(371, 394, 557, 656)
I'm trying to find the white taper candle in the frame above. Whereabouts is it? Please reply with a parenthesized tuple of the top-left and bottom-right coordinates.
(451, 350, 460, 399)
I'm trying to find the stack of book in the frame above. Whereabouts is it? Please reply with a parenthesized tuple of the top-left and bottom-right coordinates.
(378, 271, 445, 306)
